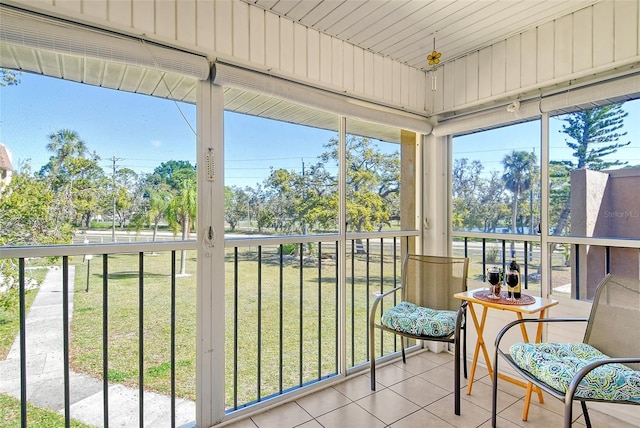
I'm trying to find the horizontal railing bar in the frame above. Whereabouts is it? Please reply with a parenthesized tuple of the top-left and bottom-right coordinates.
(0, 241, 197, 258)
(453, 231, 640, 249)
(225, 230, 419, 248)
(452, 231, 541, 242)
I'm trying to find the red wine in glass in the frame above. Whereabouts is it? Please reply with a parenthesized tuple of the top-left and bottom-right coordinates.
(487, 268, 501, 299)
(506, 271, 519, 301)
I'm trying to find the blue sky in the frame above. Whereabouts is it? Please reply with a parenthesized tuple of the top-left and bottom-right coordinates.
(2, 71, 638, 188)
(0, 72, 340, 189)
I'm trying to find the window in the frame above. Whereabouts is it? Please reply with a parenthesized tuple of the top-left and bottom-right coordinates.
(0, 71, 197, 246)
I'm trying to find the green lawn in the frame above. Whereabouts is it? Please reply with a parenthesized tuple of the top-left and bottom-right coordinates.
(0, 394, 93, 428)
(69, 246, 404, 408)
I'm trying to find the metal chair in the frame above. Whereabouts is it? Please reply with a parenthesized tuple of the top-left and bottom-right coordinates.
(492, 274, 640, 427)
(369, 254, 470, 415)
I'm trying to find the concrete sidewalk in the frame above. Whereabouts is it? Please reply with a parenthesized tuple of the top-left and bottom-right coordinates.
(0, 267, 195, 427)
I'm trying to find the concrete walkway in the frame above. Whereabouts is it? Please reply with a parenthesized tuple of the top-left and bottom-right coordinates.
(0, 267, 196, 427)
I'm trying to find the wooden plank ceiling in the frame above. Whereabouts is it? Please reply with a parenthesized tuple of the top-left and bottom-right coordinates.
(241, 0, 597, 70)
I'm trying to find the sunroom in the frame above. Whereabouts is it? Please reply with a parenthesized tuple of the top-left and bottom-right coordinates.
(0, 1, 639, 427)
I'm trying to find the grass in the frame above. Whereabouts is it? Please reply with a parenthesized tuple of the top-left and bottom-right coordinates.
(0, 394, 93, 428)
(69, 245, 404, 409)
(7, 239, 571, 415)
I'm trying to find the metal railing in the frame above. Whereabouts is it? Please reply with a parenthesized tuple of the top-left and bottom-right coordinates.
(223, 232, 415, 411)
(0, 241, 195, 428)
(1, 231, 418, 425)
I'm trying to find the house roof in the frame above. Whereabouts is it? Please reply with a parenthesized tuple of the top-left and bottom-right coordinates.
(0, 144, 14, 172)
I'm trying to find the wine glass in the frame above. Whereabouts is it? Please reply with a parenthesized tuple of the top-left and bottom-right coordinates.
(506, 269, 519, 301)
(487, 267, 501, 299)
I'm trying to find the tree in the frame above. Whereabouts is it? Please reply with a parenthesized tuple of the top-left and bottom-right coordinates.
(148, 160, 196, 192)
(0, 164, 71, 246)
(0, 68, 20, 87)
(224, 186, 249, 232)
(550, 104, 630, 237)
(147, 186, 172, 241)
(503, 151, 538, 234)
(42, 129, 88, 186)
(453, 158, 507, 232)
(317, 135, 399, 233)
(166, 177, 197, 275)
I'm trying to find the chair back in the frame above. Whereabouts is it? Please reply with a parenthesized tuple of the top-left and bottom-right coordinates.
(401, 254, 469, 312)
(584, 274, 640, 369)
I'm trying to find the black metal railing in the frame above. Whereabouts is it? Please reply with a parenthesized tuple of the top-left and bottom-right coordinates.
(0, 242, 195, 428)
(224, 232, 413, 412)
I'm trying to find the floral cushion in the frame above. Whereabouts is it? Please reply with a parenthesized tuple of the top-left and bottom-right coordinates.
(509, 342, 640, 402)
(380, 301, 459, 337)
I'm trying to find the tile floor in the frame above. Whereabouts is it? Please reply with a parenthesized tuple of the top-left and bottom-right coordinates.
(222, 350, 635, 428)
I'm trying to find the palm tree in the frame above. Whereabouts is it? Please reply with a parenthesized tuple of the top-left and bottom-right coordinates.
(503, 150, 538, 255)
(45, 129, 87, 185)
(147, 186, 172, 242)
(166, 177, 196, 275)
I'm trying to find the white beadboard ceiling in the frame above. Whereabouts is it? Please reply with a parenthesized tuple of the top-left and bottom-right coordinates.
(241, 0, 597, 70)
(1, 1, 601, 142)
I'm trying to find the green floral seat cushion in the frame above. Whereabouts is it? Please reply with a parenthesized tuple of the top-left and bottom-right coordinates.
(509, 342, 640, 402)
(380, 301, 459, 337)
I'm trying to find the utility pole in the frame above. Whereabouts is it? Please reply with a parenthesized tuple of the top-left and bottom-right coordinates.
(111, 156, 121, 242)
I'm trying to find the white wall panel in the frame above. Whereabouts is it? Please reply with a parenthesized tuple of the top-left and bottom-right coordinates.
(332, 38, 343, 88)
(196, 1, 215, 52)
(415, 69, 426, 113)
(505, 36, 520, 92)
(443, 62, 455, 110)
(232, 1, 249, 61)
(177, 0, 197, 46)
(393, 61, 402, 105)
(573, 7, 592, 72)
(62, 0, 81, 14)
(408, 67, 417, 108)
(294, 24, 307, 77)
(155, 0, 176, 40)
(478, 46, 492, 100)
(83, 0, 107, 21)
(537, 21, 554, 83)
(214, 0, 233, 56)
(593, 1, 614, 67)
(373, 54, 384, 99)
(279, 18, 294, 73)
(343, 42, 354, 92)
(363, 50, 374, 97)
(401, 64, 409, 107)
(307, 30, 320, 82)
(384, 57, 393, 102)
(432, 67, 444, 117)
(132, 0, 154, 35)
(520, 28, 537, 88)
(554, 15, 573, 79)
(491, 41, 506, 96)
(454, 59, 466, 107)
(109, 0, 131, 27)
(249, 7, 265, 65)
(320, 33, 332, 85)
(614, 0, 638, 61)
(265, 12, 279, 69)
(353, 47, 364, 94)
(465, 51, 479, 104)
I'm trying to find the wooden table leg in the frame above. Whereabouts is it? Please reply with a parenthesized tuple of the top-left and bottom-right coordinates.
(466, 302, 486, 395)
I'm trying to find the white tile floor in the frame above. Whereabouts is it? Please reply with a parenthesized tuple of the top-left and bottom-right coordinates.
(223, 350, 635, 428)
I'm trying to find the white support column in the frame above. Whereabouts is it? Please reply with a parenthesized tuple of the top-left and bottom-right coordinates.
(422, 134, 452, 256)
(196, 80, 226, 427)
(421, 133, 451, 353)
(337, 117, 347, 376)
(540, 112, 551, 298)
